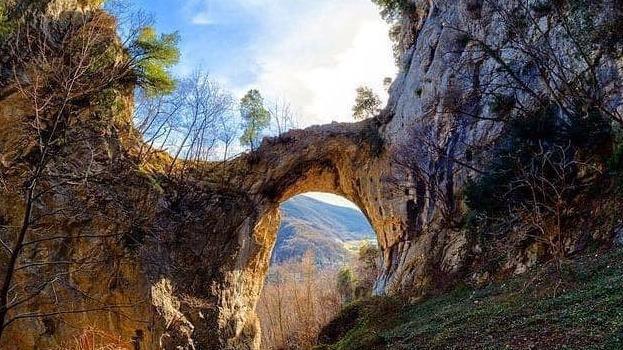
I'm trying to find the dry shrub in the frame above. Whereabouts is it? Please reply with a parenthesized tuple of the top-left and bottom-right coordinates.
(257, 252, 342, 350)
(58, 328, 131, 350)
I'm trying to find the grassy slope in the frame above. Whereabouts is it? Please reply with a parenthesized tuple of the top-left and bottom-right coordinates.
(317, 248, 623, 350)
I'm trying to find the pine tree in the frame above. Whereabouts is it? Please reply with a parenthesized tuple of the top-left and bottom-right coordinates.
(240, 89, 270, 150)
(352, 86, 381, 120)
(130, 26, 180, 96)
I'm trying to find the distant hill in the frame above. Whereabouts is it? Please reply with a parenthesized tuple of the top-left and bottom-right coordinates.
(272, 195, 375, 267)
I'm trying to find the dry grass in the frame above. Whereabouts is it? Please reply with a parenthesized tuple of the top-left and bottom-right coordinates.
(57, 328, 131, 350)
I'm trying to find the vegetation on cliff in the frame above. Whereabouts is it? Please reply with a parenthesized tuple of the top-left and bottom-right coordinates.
(0, 0, 183, 343)
(1, 0, 623, 348)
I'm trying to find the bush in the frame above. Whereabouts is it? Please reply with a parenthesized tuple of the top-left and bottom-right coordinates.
(337, 267, 355, 303)
(371, 0, 415, 21)
(464, 103, 612, 226)
(0, 3, 14, 42)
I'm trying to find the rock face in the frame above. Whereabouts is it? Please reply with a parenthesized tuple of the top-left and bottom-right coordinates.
(0, 0, 621, 349)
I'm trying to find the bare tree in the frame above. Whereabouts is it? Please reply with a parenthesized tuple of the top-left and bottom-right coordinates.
(0, 8, 142, 339)
(257, 252, 342, 349)
(145, 71, 235, 174)
(215, 110, 241, 163)
(134, 89, 183, 161)
(500, 144, 599, 270)
(267, 97, 299, 136)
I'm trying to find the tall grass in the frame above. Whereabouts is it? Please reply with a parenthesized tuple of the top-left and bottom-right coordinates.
(58, 328, 131, 350)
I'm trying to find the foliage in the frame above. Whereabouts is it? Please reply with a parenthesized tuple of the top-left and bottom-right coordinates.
(370, 0, 417, 64)
(239, 89, 270, 150)
(130, 26, 180, 96)
(0, 3, 11, 41)
(335, 243, 381, 304)
(352, 86, 381, 120)
(371, 0, 414, 22)
(358, 243, 380, 270)
(78, 0, 108, 7)
(464, 103, 612, 222)
(337, 268, 356, 304)
(318, 248, 623, 349)
(353, 243, 380, 298)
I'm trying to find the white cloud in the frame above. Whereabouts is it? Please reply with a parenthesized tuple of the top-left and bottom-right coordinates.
(200, 0, 397, 127)
(303, 192, 361, 210)
(261, 1, 394, 126)
(191, 12, 216, 25)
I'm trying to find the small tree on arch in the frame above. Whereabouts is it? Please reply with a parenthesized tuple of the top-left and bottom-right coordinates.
(240, 89, 270, 150)
(352, 86, 382, 120)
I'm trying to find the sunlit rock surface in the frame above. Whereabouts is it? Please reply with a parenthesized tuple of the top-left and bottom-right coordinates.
(1, 0, 621, 349)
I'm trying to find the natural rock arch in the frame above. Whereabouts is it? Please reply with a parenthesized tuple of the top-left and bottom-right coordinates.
(158, 119, 401, 349)
(0, 7, 465, 347)
(5, 0, 620, 349)
(0, 2, 468, 347)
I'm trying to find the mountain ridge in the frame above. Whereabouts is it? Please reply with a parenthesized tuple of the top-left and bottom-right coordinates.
(272, 195, 375, 266)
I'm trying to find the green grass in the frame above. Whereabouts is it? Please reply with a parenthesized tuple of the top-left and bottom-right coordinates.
(317, 248, 623, 349)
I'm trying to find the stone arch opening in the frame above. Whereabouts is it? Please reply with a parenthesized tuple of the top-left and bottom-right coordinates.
(215, 120, 403, 349)
(150, 121, 400, 350)
(257, 192, 379, 349)
(271, 192, 378, 267)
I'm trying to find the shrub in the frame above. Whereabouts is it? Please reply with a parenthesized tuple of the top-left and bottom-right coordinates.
(0, 4, 9, 39)
(464, 103, 612, 227)
(337, 267, 356, 303)
(371, 0, 415, 22)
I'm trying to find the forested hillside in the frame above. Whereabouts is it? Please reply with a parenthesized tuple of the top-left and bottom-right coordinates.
(273, 196, 375, 266)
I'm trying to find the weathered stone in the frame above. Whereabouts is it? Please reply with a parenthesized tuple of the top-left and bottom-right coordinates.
(1, 0, 622, 349)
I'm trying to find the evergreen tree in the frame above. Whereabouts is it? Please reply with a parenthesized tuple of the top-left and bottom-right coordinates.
(240, 89, 270, 150)
(371, 0, 412, 21)
(352, 86, 381, 120)
(130, 26, 180, 96)
(0, 3, 13, 41)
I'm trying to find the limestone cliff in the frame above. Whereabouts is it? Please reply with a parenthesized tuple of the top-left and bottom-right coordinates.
(0, 0, 622, 349)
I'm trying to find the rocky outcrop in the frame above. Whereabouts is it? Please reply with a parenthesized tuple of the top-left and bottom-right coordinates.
(1, 0, 622, 349)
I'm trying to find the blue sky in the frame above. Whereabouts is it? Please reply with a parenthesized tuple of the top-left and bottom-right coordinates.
(131, 0, 394, 209)
(133, 0, 396, 127)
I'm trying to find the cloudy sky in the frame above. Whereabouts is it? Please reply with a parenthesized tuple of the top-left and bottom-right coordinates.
(133, 0, 396, 126)
(132, 0, 395, 208)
